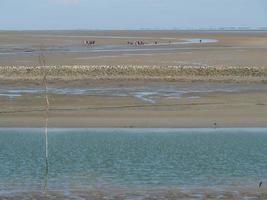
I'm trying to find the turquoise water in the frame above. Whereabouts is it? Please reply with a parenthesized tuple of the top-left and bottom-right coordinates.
(1, 128, 267, 198)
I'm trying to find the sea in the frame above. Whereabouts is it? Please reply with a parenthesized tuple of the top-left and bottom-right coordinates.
(0, 128, 267, 199)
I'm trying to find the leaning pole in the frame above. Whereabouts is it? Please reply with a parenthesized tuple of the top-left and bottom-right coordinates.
(40, 51, 49, 191)
(44, 72, 49, 183)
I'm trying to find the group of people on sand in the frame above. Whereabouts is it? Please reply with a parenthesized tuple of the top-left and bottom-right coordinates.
(127, 40, 145, 46)
(82, 38, 204, 48)
(83, 39, 177, 47)
(83, 40, 95, 47)
(127, 40, 161, 46)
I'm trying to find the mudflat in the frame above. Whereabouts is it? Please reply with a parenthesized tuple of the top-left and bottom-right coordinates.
(0, 30, 267, 67)
(0, 80, 267, 128)
(1, 31, 267, 199)
(0, 30, 267, 128)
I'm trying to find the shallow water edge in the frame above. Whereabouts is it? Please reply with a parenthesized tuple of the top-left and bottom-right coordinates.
(1, 128, 267, 199)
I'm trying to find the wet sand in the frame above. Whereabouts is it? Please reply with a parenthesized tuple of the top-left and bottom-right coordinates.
(0, 80, 267, 128)
(2, 186, 267, 200)
(0, 30, 267, 127)
(1, 30, 267, 67)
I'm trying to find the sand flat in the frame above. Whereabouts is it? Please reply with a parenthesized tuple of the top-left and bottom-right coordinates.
(1, 30, 267, 67)
(0, 80, 266, 128)
(0, 31, 267, 128)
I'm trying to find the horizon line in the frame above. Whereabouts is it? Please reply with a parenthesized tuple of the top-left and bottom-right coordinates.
(1, 27, 267, 32)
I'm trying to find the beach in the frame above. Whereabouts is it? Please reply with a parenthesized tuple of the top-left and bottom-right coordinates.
(1, 30, 267, 67)
(0, 30, 267, 128)
(1, 30, 267, 199)
(0, 79, 267, 128)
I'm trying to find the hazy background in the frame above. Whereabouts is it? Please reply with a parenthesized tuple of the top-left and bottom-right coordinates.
(0, 0, 267, 30)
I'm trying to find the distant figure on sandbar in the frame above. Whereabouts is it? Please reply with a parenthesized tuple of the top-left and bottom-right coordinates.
(83, 40, 95, 47)
(259, 181, 263, 188)
(132, 41, 145, 46)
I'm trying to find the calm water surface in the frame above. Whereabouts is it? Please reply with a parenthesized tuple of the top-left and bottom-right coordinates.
(0, 128, 267, 198)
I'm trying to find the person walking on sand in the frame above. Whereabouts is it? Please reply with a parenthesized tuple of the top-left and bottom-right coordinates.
(259, 181, 263, 188)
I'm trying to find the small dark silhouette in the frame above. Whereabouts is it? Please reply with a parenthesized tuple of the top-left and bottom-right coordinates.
(259, 181, 263, 188)
(84, 40, 95, 47)
(199, 39, 202, 43)
(128, 41, 145, 46)
(214, 122, 217, 128)
(136, 41, 144, 45)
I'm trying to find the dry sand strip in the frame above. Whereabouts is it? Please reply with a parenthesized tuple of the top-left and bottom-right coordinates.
(1, 65, 267, 83)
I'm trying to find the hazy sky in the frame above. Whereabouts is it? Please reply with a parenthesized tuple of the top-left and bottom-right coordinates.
(1, 0, 267, 30)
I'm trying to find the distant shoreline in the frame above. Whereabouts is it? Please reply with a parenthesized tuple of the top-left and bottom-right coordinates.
(1, 29, 267, 31)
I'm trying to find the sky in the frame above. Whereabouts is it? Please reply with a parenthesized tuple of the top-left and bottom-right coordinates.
(0, 0, 267, 30)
